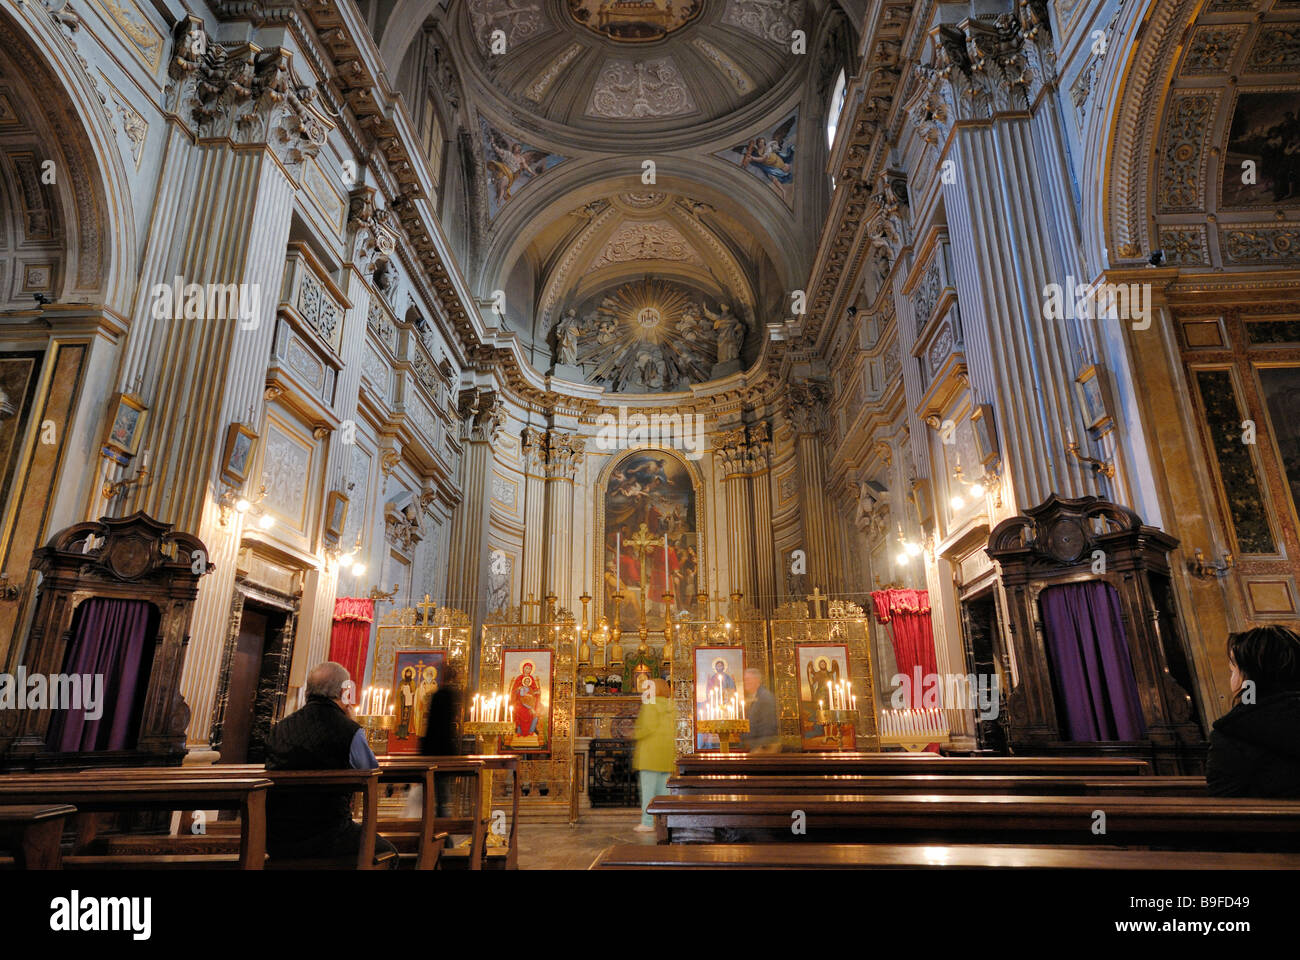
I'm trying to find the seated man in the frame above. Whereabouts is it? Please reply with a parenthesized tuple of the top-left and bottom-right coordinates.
(265, 661, 397, 864)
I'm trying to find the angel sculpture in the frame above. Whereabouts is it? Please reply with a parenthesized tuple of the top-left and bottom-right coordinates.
(484, 127, 549, 206)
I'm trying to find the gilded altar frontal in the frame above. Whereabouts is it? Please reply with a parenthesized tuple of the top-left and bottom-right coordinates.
(0, 0, 1297, 932)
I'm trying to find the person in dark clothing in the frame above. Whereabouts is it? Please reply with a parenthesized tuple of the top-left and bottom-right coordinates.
(264, 661, 398, 864)
(419, 664, 462, 816)
(1206, 625, 1300, 798)
(739, 667, 780, 753)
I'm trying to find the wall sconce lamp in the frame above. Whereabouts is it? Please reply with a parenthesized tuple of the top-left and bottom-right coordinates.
(895, 525, 926, 566)
(1066, 438, 1116, 480)
(1188, 548, 1235, 580)
(102, 450, 152, 501)
(325, 535, 367, 578)
(368, 583, 399, 602)
(218, 484, 274, 529)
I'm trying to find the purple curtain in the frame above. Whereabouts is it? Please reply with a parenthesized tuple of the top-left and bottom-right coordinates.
(46, 598, 156, 752)
(1040, 582, 1147, 741)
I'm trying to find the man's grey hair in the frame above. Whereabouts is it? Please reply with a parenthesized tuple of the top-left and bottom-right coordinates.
(307, 661, 351, 699)
(743, 668, 763, 679)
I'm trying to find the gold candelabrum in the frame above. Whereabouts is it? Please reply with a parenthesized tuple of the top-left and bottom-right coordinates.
(355, 714, 395, 755)
(696, 718, 749, 753)
(813, 707, 860, 751)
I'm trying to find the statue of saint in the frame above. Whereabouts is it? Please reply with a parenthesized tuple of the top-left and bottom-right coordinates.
(706, 303, 745, 364)
(557, 309, 580, 366)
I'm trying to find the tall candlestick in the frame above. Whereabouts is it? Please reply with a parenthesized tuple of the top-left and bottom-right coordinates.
(615, 533, 621, 593)
(664, 534, 670, 593)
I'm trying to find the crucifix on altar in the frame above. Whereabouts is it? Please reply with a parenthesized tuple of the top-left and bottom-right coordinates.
(806, 587, 828, 619)
(624, 522, 662, 646)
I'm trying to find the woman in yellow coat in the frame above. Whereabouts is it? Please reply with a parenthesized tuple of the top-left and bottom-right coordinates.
(632, 676, 674, 833)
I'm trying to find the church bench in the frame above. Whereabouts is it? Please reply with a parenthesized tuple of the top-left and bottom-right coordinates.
(646, 793, 1300, 850)
(590, 842, 1300, 870)
(0, 775, 270, 869)
(389, 755, 521, 870)
(379, 757, 490, 870)
(0, 804, 77, 869)
(675, 753, 1152, 777)
(56, 767, 390, 870)
(666, 774, 1205, 797)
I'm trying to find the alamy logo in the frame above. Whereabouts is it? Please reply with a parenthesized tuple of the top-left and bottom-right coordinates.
(890, 667, 1000, 721)
(593, 406, 706, 460)
(150, 276, 260, 328)
(1042, 276, 1152, 330)
(0, 668, 103, 719)
(50, 891, 151, 940)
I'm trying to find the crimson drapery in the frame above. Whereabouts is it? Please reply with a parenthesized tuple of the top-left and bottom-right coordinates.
(329, 597, 375, 690)
(871, 589, 938, 708)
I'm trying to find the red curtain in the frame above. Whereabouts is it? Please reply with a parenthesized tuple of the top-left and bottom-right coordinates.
(329, 597, 375, 691)
(871, 589, 938, 708)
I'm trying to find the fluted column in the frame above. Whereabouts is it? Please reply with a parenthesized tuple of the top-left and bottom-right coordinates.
(713, 426, 756, 601)
(786, 382, 834, 594)
(448, 391, 505, 674)
(543, 431, 583, 609)
(748, 423, 777, 616)
(907, 8, 1097, 512)
(519, 427, 548, 603)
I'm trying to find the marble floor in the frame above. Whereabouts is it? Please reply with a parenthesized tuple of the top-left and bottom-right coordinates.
(515, 809, 657, 870)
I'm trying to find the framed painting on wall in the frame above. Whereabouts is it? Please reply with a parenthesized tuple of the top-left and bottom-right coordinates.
(220, 422, 259, 484)
(693, 646, 744, 751)
(102, 392, 147, 462)
(388, 649, 447, 754)
(501, 649, 553, 753)
(324, 491, 349, 541)
(796, 644, 856, 750)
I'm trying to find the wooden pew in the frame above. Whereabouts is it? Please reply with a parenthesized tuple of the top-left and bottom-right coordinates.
(646, 793, 1300, 850)
(676, 753, 1152, 777)
(0, 804, 77, 869)
(591, 842, 1300, 870)
(0, 775, 270, 869)
(377, 757, 486, 870)
(667, 774, 1205, 797)
(56, 766, 391, 870)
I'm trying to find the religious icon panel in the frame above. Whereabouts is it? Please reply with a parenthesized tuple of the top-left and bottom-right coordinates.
(501, 649, 553, 753)
(388, 650, 446, 754)
(796, 644, 856, 750)
(603, 449, 699, 632)
(694, 646, 744, 751)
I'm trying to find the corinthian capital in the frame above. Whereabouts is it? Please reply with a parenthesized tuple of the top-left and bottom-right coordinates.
(545, 431, 585, 479)
(165, 28, 330, 171)
(712, 426, 750, 477)
(785, 381, 829, 436)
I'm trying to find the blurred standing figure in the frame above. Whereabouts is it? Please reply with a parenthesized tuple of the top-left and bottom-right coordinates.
(632, 676, 674, 833)
(420, 663, 462, 816)
(739, 668, 779, 753)
(1207, 625, 1300, 797)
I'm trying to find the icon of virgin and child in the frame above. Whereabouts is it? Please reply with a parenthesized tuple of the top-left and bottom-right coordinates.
(506, 657, 549, 750)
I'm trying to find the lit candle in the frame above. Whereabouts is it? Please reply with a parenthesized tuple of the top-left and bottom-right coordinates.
(615, 533, 621, 593)
(664, 534, 670, 593)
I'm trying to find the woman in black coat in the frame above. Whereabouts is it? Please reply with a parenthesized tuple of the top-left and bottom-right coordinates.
(1206, 625, 1300, 797)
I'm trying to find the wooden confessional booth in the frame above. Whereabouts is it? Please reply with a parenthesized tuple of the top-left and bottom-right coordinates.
(986, 495, 1206, 774)
(1, 512, 212, 770)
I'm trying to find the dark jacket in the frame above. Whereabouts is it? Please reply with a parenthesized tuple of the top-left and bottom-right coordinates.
(1206, 691, 1300, 798)
(739, 685, 779, 752)
(264, 695, 361, 849)
(419, 687, 461, 756)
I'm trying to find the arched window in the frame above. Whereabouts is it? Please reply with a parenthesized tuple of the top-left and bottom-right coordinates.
(826, 68, 847, 150)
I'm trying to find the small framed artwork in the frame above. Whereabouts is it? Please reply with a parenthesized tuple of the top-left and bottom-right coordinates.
(102, 393, 147, 460)
(969, 403, 999, 468)
(796, 644, 856, 751)
(501, 649, 553, 753)
(389, 650, 447, 754)
(910, 477, 933, 529)
(221, 422, 259, 484)
(693, 646, 744, 751)
(324, 491, 349, 541)
(1075, 364, 1114, 435)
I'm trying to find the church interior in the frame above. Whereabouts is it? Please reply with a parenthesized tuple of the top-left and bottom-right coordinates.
(1, 0, 1300, 906)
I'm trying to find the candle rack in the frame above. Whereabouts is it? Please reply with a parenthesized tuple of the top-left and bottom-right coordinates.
(695, 718, 750, 753)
